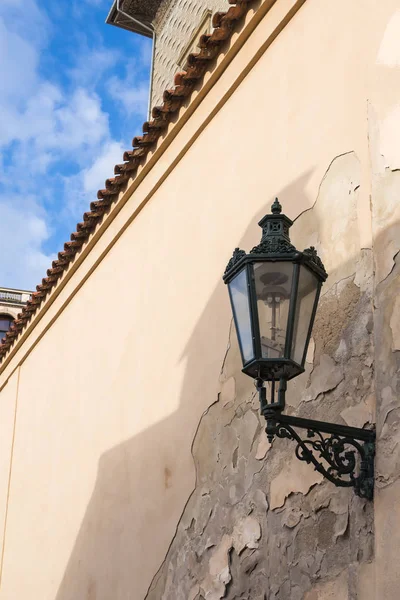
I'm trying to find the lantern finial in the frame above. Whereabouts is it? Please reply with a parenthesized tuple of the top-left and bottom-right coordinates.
(271, 198, 282, 214)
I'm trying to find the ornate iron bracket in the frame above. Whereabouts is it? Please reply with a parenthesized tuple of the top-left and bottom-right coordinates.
(257, 381, 375, 500)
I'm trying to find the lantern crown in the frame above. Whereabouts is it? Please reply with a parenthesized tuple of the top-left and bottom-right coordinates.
(257, 197, 293, 243)
(224, 199, 327, 282)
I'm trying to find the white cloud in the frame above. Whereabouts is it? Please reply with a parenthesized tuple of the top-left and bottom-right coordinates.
(0, 0, 49, 48)
(0, 20, 38, 105)
(106, 38, 151, 118)
(0, 0, 124, 290)
(51, 88, 110, 154)
(108, 75, 149, 117)
(0, 7, 111, 168)
(0, 198, 54, 289)
(67, 44, 122, 88)
(63, 140, 125, 218)
(0, 0, 154, 293)
(83, 141, 125, 194)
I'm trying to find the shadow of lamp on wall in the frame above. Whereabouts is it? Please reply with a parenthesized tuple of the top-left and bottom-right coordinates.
(223, 198, 376, 500)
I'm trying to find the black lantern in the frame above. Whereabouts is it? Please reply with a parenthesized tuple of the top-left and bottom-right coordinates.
(224, 198, 326, 382)
(223, 199, 375, 500)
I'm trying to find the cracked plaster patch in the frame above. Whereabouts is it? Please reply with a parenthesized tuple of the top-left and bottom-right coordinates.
(283, 507, 304, 529)
(379, 385, 399, 430)
(269, 454, 323, 510)
(145, 151, 375, 599)
(219, 376, 236, 406)
(312, 279, 361, 362)
(389, 294, 400, 351)
(375, 479, 400, 598)
(233, 409, 260, 458)
(354, 249, 374, 293)
(232, 515, 261, 554)
(340, 395, 374, 429)
(201, 535, 232, 600)
(333, 511, 348, 541)
(304, 570, 348, 600)
(306, 338, 315, 364)
(188, 585, 201, 600)
(255, 432, 271, 460)
(291, 151, 361, 285)
(304, 354, 344, 402)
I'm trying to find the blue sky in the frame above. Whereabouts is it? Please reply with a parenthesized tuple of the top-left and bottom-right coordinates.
(0, 0, 152, 289)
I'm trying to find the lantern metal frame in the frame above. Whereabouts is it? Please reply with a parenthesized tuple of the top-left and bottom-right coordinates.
(223, 199, 375, 501)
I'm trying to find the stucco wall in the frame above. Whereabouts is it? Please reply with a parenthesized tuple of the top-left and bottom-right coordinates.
(0, 370, 18, 559)
(0, 0, 400, 598)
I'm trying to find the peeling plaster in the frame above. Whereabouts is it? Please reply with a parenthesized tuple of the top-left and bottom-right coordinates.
(269, 455, 323, 510)
(306, 338, 315, 364)
(291, 152, 361, 288)
(340, 395, 375, 429)
(219, 377, 236, 407)
(255, 433, 271, 460)
(389, 294, 400, 351)
(145, 154, 375, 600)
(283, 507, 304, 529)
(202, 535, 233, 600)
(304, 570, 348, 600)
(304, 355, 344, 402)
(232, 516, 261, 554)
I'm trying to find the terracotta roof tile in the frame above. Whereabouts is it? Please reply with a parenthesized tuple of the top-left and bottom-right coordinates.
(0, 0, 254, 363)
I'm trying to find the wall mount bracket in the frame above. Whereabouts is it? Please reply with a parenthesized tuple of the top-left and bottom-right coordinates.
(257, 380, 376, 501)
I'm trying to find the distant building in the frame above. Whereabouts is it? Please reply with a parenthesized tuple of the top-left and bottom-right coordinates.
(106, 0, 227, 107)
(0, 287, 31, 340)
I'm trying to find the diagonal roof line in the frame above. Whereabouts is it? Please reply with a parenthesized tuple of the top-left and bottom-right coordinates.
(0, 0, 255, 364)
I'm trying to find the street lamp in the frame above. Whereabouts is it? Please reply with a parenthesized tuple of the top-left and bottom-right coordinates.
(223, 199, 375, 500)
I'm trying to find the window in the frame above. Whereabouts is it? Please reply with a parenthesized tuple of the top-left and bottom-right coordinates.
(0, 315, 14, 341)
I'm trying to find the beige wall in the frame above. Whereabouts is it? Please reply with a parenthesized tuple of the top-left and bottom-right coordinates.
(0, 370, 18, 561)
(0, 0, 400, 598)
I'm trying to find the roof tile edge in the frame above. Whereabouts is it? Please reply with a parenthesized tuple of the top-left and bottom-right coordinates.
(0, 0, 255, 363)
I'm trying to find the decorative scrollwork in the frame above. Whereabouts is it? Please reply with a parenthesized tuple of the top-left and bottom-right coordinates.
(303, 246, 327, 277)
(224, 247, 246, 275)
(250, 238, 296, 255)
(274, 423, 374, 500)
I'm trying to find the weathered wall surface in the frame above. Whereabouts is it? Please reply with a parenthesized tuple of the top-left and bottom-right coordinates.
(368, 9, 400, 593)
(0, 370, 18, 558)
(0, 0, 399, 598)
(145, 153, 376, 600)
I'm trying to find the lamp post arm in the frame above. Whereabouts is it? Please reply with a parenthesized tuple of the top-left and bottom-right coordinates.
(262, 410, 375, 501)
(277, 414, 375, 443)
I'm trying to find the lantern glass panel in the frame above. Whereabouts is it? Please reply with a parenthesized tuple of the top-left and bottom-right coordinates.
(228, 268, 254, 363)
(254, 262, 294, 359)
(291, 265, 319, 365)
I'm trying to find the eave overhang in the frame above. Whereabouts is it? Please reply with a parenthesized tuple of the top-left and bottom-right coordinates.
(106, 0, 161, 38)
